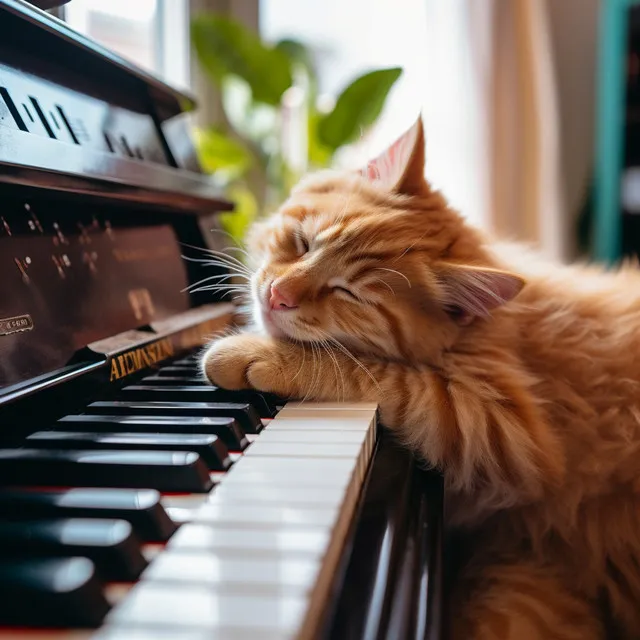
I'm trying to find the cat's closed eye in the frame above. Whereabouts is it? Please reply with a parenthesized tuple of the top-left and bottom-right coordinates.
(294, 233, 309, 256)
(327, 278, 357, 300)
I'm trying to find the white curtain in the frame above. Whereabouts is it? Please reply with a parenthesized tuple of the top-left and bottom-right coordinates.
(421, 0, 600, 262)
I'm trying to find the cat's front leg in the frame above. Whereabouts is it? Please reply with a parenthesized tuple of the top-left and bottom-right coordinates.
(202, 334, 377, 402)
(203, 334, 295, 395)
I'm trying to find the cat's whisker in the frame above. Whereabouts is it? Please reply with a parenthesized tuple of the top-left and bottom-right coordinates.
(290, 339, 306, 385)
(223, 245, 252, 261)
(180, 251, 254, 276)
(311, 329, 344, 400)
(183, 273, 248, 293)
(186, 274, 249, 288)
(309, 341, 323, 400)
(365, 277, 396, 297)
(187, 282, 250, 290)
(180, 240, 250, 265)
(326, 336, 381, 393)
(373, 267, 412, 288)
(300, 341, 319, 404)
(189, 246, 253, 272)
(181, 255, 253, 276)
(320, 338, 344, 402)
(187, 286, 249, 296)
(392, 229, 431, 263)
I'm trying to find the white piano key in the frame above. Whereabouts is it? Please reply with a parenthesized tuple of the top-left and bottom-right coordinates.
(282, 401, 379, 412)
(215, 469, 352, 489)
(107, 583, 307, 634)
(219, 458, 356, 489)
(0, 633, 92, 640)
(96, 626, 288, 640)
(162, 494, 210, 511)
(273, 407, 376, 421)
(255, 429, 368, 444)
(144, 551, 321, 591)
(265, 415, 372, 431)
(242, 441, 363, 458)
(95, 629, 213, 640)
(229, 457, 356, 475)
(209, 482, 347, 507)
(161, 494, 209, 524)
(168, 523, 330, 557)
(193, 503, 337, 528)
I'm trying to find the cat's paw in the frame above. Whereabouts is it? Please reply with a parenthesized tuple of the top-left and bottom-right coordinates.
(202, 334, 292, 395)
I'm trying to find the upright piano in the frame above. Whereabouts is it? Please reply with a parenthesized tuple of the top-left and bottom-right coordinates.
(0, 1, 444, 637)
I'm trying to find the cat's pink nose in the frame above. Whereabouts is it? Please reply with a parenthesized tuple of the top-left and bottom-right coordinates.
(269, 283, 298, 310)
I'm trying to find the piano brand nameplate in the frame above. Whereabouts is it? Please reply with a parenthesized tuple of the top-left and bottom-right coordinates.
(0, 314, 33, 336)
(109, 338, 175, 382)
(81, 304, 234, 384)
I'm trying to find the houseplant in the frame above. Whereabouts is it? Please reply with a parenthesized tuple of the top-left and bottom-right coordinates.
(191, 13, 402, 243)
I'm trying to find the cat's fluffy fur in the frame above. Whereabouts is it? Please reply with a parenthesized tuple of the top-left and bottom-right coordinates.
(203, 119, 640, 639)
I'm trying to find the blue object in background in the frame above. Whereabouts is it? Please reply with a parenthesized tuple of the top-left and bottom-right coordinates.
(594, 0, 639, 263)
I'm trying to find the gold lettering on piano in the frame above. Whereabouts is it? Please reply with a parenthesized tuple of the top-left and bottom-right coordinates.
(109, 338, 175, 381)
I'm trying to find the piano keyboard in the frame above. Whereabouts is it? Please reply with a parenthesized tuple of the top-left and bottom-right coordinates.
(0, 352, 378, 639)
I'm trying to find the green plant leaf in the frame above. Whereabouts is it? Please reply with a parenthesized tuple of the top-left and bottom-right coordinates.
(194, 127, 253, 183)
(191, 14, 293, 106)
(307, 109, 332, 168)
(221, 76, 277, 151)
(219, 183, 259, 245)
(275, 38, 314, 76)
(317, 67, 402, 150)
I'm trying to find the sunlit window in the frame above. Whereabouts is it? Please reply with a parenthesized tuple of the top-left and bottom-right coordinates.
(261, 0, 484, 226)
(260, 0, 428, 167)
(62, 0, 190, 89)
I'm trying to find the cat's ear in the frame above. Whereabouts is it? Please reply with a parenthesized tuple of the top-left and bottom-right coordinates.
(360, 116, 426, 195)
(438, 264, 525, 323)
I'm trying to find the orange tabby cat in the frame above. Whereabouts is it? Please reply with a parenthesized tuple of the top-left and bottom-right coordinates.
(203, 118, 640, 639)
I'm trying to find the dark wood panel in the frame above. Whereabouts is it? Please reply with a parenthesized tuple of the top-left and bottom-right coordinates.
(0, 127, 232, 213)
(0, 206, 190, 387)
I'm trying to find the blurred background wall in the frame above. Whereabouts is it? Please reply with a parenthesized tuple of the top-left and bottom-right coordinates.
(53, 0, 603, 263)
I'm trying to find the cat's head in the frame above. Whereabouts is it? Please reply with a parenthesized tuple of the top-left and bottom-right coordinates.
(246, 117, 524, 363)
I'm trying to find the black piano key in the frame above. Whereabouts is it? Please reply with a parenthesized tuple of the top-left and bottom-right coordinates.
(120, 384, 280, 417)
(0, 449, 213, 494)
(138, 375, 209, 386)
(0, 518, 147, 581)
(0, 488, 176, 541)
(0, 557, 109, 627)
(172, 357, 200, 366)
(86, 400, 263, 434)
(156, 365, 200, 377)
(58, 414, 248, 451)
(27, 431, 232, 471)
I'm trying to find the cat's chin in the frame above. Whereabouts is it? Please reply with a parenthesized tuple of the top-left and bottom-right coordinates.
(259, 309, 289, 340)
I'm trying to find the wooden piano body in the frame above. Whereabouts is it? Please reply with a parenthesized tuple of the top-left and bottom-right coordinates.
(0, 1, 445, 637)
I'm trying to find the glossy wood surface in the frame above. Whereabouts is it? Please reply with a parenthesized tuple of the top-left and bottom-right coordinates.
(321, 430, 445, 639)
(0, 127, 232, 213)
